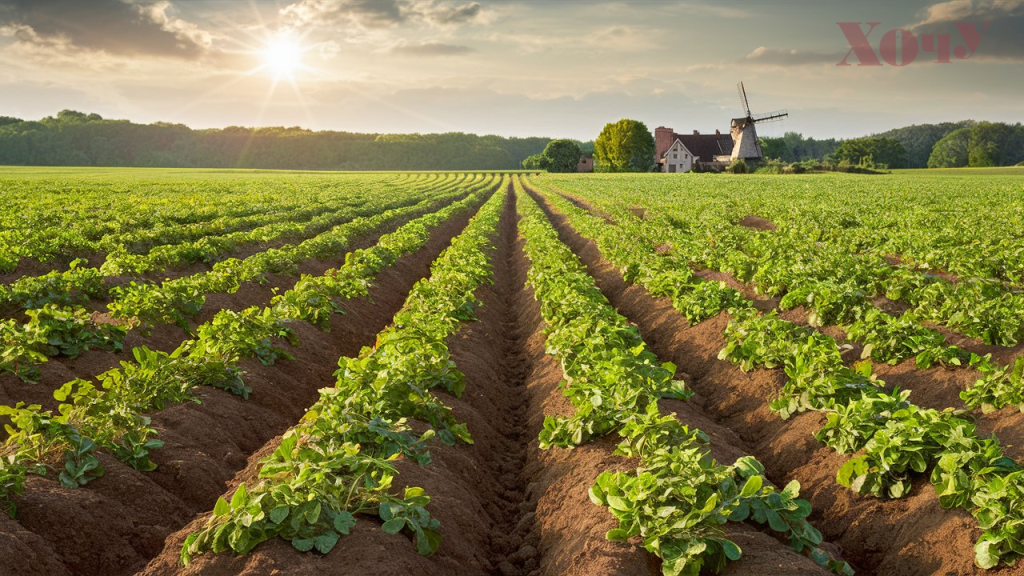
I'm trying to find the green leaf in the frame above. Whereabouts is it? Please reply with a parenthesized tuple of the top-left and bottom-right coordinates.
(269, 505, 289, 524)
(607, 495, 630, 512)
(606, 528, 630, 542)
(230, 483, 248, 510)
(382, 518, 406, 534)
(333, 511, 356, 535)
(975, 540, 999, 569)
(740, 475, 763, 498)
(213, 497, 230, 517)
(721, 539, 743, 561)
(314, 531, 341, 554)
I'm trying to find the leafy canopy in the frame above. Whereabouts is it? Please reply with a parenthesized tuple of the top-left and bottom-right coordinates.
(594, 119, 655, 172)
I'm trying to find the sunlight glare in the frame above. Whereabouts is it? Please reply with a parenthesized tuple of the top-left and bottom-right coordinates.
(262, 33, 303, 79)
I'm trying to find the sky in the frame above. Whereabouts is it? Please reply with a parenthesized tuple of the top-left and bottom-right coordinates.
(0, 0, 1021, 140)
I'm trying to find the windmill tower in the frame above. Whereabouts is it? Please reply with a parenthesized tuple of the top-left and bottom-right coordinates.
(730, 81, 788, 161)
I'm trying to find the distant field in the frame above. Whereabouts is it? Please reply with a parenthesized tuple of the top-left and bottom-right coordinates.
(1, 168, 1023, 576)
(893, 165, 1024, 176)
(0, 166, 538, 181)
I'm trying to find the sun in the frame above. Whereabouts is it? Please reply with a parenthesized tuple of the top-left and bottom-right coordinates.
(261, 33, 303, 79)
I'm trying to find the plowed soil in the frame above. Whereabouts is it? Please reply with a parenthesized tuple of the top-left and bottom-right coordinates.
(524, 184, 1024, 576)
(2, 180, 1015, 576)
(0, 194, 482, 576)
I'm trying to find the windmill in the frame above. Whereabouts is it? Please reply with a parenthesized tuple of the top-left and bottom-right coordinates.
(730, 81, 788, 161)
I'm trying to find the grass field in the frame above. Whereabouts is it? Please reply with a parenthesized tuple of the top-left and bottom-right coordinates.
(1, 168, 1023, 576)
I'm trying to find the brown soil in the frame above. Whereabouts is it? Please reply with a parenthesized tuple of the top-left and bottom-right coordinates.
(738, 215, 777, 231)
(0, 194, 485, 576)
(139, 184, 654, 576)
(695, 269, 780, 312)
(5, 177, 1020, 576)
(524, 184, 1020, 576)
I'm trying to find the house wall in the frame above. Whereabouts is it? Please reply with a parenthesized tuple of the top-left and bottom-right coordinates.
(664, 141, 693, 173)
(655, 127, 675, 163)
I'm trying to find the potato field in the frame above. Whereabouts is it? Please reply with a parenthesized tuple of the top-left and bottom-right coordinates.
(1, 167, 1023, 576)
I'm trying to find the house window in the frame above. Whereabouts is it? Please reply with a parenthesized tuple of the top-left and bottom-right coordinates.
(672, 153, 678, 159)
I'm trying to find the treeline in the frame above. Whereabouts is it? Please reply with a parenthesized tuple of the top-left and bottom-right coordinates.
(927, 122, 1024, 168)
(873, 121, 973, 168)
(760, 121, 1024, 169)
(759, 133, 840, 163)
(0, 110, 561, 170)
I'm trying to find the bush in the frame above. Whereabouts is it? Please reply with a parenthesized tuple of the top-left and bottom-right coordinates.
(726, 158, 748, 174)
(754, 158, 785, 174)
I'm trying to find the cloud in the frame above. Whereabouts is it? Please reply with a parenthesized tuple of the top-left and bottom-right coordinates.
(907, 0, 1024, 62)
(486, 25, 661, 55)
(417, 1, 481, 24)
(0, 0, 212, 58)
(280, 0, 482, 29)
(687, 4, 751, 19)
(389, 41, 475, 56)
(281, 0, 405, 28)
(744, 46, 846, 66)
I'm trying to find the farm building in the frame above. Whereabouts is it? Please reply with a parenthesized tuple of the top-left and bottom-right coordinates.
(577, 154, 594, 173)
(655, 126, 733, 173)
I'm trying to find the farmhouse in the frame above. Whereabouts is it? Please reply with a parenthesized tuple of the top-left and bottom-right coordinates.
(655, 126, 734, 173)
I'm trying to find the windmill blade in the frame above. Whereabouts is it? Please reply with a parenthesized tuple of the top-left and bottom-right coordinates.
(752, 110, 788, 123)
(737, 81, 751, 118)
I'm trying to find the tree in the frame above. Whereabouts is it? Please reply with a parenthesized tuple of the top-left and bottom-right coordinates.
(594, 119, 655, 172)
(831, 137, 905, 168)
(759, 137, 789, 161)
(968, 122, 1015, 167)
(928, 128, 970, 167)
(522, 154, 548, 170)
(540, 139, 581, 172)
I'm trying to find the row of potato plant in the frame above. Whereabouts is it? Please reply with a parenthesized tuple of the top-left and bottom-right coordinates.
(0, 176, 492, 381)
(179, 182, 506, 564)
(544, 176, 1024, 417)
(527, 177, 1024, 570)
(0, 182, 496, 520)
(514, 179, 850, 576)
(0, 172, 424, 273)
(108, 174, 484, 330)
(0, 173, 463, 314)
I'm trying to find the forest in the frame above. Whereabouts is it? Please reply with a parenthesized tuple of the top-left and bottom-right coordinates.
(0, 110, 556, 171)
(761, 121, 1024, 169)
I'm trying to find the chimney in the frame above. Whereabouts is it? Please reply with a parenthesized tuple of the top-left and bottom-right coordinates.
(654, 126, 675, 161)
(716, 129, 721, 135)
(693, 130, 700, 135)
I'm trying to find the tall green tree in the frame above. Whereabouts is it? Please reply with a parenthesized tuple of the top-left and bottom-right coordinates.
(594, 119, 655, 172)
(830, 137, 906, 168)
(928, 128, 970, 168)
(540, 139, 581, 172)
